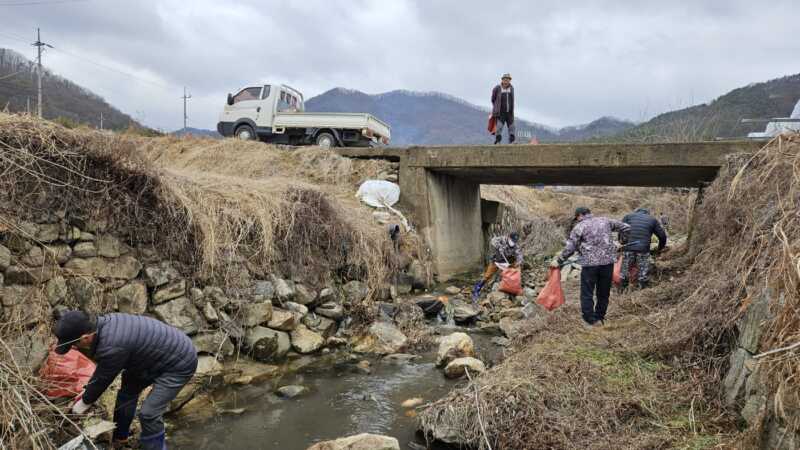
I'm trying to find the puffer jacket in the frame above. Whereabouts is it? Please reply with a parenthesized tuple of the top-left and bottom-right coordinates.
(622, 209, 667, 253)
(82, 314, 197, 404)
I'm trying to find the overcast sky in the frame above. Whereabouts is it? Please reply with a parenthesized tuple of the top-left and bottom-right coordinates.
(1, 0, 798, 131)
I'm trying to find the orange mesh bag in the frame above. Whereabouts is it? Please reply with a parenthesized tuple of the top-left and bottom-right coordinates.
(536, 268, 565, 311)
(499, 267, 522, 296)
(487, 115, 497, 134)
(39, 348, 96, 398)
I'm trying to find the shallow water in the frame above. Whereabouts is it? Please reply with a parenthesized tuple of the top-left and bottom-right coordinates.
(171, 331, 500, 450)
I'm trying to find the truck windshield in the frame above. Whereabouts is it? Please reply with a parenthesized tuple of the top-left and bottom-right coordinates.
(261, 85, 271, 99)
(232, 87, 261, 104)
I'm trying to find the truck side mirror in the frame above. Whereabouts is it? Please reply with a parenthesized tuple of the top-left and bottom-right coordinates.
(227, 93, 234, 106)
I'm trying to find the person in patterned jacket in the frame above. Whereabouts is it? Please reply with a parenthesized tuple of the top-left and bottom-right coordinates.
(551, 207, 630, 326)
(472, 231, 523, 302)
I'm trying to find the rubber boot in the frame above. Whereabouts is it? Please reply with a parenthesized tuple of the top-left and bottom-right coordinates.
(471, 281, 485, 303)
(494, 134, 502, 145)
(139, 431, 166, 450)
(509, 134, 516, 144)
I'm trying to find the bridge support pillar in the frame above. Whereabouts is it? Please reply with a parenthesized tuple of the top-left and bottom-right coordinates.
(400, 165, 483, 281)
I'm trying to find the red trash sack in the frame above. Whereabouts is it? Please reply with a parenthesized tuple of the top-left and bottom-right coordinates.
(39, 348, 96, 398)
(499, 267, 522, 296)
(536, 268, 565, 311)
(612, 255, 639, 286)
(487, 115, 497, 134)
(612, 255, 623, 285)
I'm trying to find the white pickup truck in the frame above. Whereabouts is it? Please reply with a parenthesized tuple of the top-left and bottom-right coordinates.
(217, 84, 391, 147)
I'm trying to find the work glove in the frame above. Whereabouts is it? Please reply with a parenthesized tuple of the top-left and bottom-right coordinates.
(549, 257, 562, 269)
(471, 281, 485, 303)
(71, 398, 91, 415)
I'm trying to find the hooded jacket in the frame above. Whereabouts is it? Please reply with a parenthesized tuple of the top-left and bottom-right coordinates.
(621, 208, 667, 253)
(81, 313, 197, 404)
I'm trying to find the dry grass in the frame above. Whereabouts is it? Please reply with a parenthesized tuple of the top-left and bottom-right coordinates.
(482, 185, 695, 235)
(0, 114, 403, 448)
(421, 135, 800, 449)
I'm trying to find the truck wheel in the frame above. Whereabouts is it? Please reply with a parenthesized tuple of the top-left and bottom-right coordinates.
(315, 132, 336, 148)
(235, 125, 256, 140)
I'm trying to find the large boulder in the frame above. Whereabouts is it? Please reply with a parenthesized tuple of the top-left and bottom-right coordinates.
(290, 324, 324, 354)
(152, 280, 187, 304)
(451, 300, 480, 323)
(252, 280, 275, 301)
(302, 314, 337, 338)
(72, 242, 97, 258)
(152, 297, 205, 335)
(343, 281, 368, 303)
(115, 281, 148, 314)
(245, 326, 291, 362)
(241, 301, 273, 327)
(64, 256, 141, 280)
(444, 357, 486, 379)
(267, 308, 299, 331)
(4, 265, 58, 284)
(352, 322, 408, 355)
(306, 434, 400, 450)
(284, 301, 309, 318)
(293, 284, 317, 305)
(143, 262, 180, 288)
(436, 332, 475, 367)
(45, 276, 69, 306)
(315, 302, 344, 320)
(0, 244, 11, 270)
(95, 234, 126, 258)
(192, 331, 235, 357)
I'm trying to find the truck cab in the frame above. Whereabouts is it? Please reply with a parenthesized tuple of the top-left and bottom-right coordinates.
(217, 84, 391, 147)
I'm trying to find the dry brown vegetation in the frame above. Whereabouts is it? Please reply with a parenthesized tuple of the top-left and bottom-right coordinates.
(0, 114, 406, 448)
(420, 135, 800, 449)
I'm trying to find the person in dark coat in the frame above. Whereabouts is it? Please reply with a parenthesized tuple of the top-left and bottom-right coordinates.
(491, 73, 515, 144)
(54, 311, 198, 450)
(620, 208, 667, 289)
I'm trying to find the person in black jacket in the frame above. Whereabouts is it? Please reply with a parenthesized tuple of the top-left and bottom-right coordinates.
(620, 208, 667, 289)
(54, 311, 198, 450)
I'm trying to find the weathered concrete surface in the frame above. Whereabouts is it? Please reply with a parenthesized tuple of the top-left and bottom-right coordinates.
(341, 141, 760, 279)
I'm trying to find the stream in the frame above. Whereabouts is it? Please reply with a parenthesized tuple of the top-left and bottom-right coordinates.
(171, 330, 502, 450)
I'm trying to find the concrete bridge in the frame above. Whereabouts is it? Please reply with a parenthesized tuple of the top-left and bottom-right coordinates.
(339, 141, 761, 280)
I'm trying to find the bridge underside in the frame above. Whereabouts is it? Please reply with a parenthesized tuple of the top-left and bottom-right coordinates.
(430, 166, 720, 187)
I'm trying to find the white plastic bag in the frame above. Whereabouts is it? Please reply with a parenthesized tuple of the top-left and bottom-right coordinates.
(356, 180, 400, 208)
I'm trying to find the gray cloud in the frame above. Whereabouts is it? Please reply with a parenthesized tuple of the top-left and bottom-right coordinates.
(1, 0, 798, 130)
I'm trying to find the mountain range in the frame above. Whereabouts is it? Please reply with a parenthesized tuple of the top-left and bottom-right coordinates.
(305, 88, 634, 145)
(614, 73, 800, 142)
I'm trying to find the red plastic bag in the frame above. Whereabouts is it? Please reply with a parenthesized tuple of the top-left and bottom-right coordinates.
(487, 115, 497, 134)
(612, 255, 639, 286)
(536, 268, 565, 311)
(499, 267, 522, 296)
(39, 348, 96, 398)
(612, 255, 623, 285)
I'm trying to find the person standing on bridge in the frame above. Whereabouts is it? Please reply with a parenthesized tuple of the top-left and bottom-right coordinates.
(491, 73, 515, 144)
(551, 207, 630, 327)
(619, 208, 667, 290)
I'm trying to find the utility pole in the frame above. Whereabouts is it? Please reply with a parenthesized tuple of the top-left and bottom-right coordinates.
(181, 86, 191, 132)
(31, 28, 52, 119)
(26, 97, 30, 115)
(100, 111, 103, 130)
